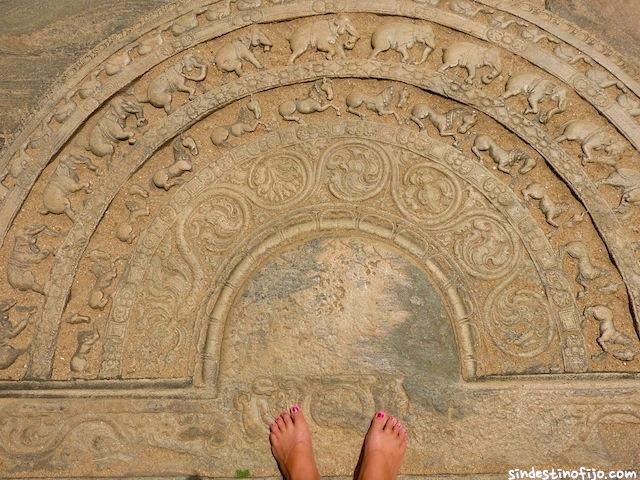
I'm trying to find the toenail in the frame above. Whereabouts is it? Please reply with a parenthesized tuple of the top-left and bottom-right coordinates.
(376, 411, 385, 418)
(292, 405, 300, 413)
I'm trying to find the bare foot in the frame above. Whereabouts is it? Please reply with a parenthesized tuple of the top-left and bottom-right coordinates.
(356, 411, 407, 480)
(269, 405, 320, 480)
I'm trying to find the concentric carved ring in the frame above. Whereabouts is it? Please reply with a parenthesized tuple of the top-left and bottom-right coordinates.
(322, 140, 390, 202)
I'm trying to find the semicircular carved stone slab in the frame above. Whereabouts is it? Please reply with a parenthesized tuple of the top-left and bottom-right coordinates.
(0, 1, 640, 477)
(97, 120, 585, 386)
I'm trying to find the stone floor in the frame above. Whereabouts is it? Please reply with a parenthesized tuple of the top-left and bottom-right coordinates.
(0, 0, 639, 478)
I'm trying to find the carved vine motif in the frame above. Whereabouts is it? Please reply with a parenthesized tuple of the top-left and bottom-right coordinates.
(452, 215, 519, 280)
(485, 284, 555, 357)
(187, 192, 249, 253)
(123, 240, 192, 375)
(323, 140, 390, 201)
(0, 411, 67, 456)
(234, 374, 407, 440)
(96, 119, 589, 380)
(394, 162, 463, 223)
(248, 151, 309, 206)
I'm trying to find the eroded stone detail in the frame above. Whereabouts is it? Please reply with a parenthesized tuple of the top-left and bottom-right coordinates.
(278, 78, 341, 124)
(287, 14, 360, 64)
(369, 20, 436, 64)
(152, 135, 198, 190)
(439, 41, 502, 85)
(501, 72, 567, 124)
(7, 224, 58, 295)
(472, 134, 535, 175)
(141, 54, 207, 114)
(211, 97, 269, 146)
(0, 300, 34, 370)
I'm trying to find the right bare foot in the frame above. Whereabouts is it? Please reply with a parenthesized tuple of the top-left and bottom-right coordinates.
(356, 411, 407, 480)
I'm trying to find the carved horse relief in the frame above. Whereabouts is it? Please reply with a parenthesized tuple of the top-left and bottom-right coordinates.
(561, 241, 608, 298)
(211, 98, 269, 146)
(584, 305, 639, 361)
(472, 134, 535, 175)
(278, 78, 341, 124)
(345, 85, 401, 122)
(409, 104, 477, 147)
(522, 182, 567, 227)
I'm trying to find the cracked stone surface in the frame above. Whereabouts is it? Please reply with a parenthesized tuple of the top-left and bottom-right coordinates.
(0, 0, 638, 478)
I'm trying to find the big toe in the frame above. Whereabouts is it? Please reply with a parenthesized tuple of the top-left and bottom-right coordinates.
(370, 411, 387, 432)
(290, 404, 305, 423)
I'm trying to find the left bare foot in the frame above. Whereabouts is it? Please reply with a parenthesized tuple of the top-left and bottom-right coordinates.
(269, 405, 320, 480)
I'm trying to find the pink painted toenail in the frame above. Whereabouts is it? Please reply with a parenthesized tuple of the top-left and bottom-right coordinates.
(376, 411, 385, 418)
(292, 405, 300, 413)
